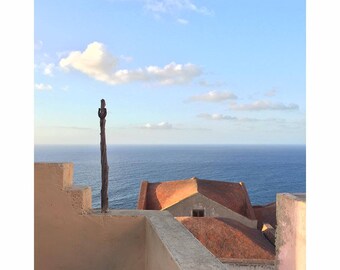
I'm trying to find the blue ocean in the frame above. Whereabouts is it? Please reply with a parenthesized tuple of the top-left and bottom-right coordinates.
(34, 145, 306, 209)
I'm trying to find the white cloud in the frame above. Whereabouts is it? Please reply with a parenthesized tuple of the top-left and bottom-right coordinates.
(35, 62, 56, 76)
(187, 90, 237, 102)
(145, 0, 213, 16)
(119, 55, 134, 62)
(228, 100, 299, 111)
(141, 121, 173, 129)
(197, 113, 291, 125)
(197, 113, 237, 121)
(56, 51, 71, 59)
(60, 42, 118, 81)
(60, 42, 202, 85)
(43, 63, 55, 76)
(145, 62, 201, 85)
(198, 80, 224, 88)
(35, 83, 52, 91)
(177, 18, 188, 24)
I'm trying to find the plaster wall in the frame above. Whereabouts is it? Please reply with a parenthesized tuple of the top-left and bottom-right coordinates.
(275, 193, 306, 270)
(35, 163, 146, 270)
(165, 193, 257, 229)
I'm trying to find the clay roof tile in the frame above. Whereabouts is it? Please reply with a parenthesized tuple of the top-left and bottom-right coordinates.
(176, 217, 275, 260)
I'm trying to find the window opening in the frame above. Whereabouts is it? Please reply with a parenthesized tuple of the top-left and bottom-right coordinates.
(192, 209, 204, 217)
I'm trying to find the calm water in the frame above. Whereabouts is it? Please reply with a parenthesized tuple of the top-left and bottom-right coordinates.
(34, 145, 306, 209)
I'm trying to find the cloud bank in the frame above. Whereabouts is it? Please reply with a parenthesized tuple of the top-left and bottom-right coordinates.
(141, 122, 173, 130)
(197, 113, 291, 124)
(228, 100, 299, 111)
(59, 42, 201, 85)
(35, 83, 52, 91)
(197, 113, 237, 121)
(145, 0, 213, 16)
(187, 90, 237, 102)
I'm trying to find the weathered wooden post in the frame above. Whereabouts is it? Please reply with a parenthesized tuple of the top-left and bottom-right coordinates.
(98, 99, 109, 213)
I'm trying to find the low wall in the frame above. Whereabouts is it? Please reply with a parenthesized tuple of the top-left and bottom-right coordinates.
(275, 193, 306, 270)
(35, 163, 146, 270)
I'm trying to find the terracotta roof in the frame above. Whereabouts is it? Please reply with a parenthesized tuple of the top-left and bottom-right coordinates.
(144, 178, 198, 210)
(138, 177, 255, 219)
(176, 217, 275, 260)
(253, 202, 277, 228)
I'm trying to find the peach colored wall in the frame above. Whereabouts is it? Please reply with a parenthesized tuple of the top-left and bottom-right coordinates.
(35, 163, 145, 270)
(275, 193, 306, 270)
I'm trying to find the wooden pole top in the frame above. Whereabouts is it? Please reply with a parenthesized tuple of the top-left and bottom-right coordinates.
(98, 99, 107, 119)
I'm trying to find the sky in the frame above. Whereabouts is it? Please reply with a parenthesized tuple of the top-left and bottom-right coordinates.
(34, 0, 306, 145)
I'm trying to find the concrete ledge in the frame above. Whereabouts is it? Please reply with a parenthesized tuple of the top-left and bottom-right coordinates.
(278, 193, 305, 202)
(92, 210, 226, 270)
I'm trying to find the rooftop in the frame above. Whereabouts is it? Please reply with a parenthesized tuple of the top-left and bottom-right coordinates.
(139, 177, 255, 219)
(176, 217, 275, 261)
(253, 202, 277, 228)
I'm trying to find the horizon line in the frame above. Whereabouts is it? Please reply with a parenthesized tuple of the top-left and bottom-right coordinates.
(34, 143, 306, 146)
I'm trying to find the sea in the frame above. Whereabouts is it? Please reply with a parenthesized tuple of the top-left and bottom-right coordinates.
(34, 144, 306, 209)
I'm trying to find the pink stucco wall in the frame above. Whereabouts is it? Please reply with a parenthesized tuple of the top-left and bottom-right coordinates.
(276, 193, 306, 270)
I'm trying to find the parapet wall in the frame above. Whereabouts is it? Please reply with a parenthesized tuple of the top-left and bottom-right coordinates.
(35, 163, 146, 270)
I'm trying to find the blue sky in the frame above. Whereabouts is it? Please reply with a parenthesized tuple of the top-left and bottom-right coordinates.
(34, 0, 305, 144)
